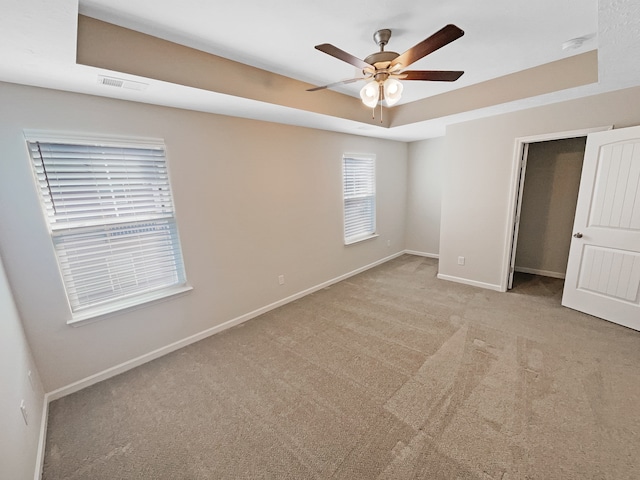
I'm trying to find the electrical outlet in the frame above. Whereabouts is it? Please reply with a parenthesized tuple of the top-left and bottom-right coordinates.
(20, 400, 28, 426)
(458, 256, 465, 266)
(278, 275, 285, 285)
(387, 240, 391, 247)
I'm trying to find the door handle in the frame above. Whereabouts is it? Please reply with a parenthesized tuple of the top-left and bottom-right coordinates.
(573, 232, 583, 238)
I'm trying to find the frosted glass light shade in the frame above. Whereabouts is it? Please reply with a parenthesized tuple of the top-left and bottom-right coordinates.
(360, 81, 379, 108)
(383, 78, 403, 106)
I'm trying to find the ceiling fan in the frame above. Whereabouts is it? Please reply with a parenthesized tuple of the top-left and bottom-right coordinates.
(307, 24, 465, 114)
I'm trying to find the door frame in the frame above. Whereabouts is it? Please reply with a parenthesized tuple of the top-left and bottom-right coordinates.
(501, 126, 612, 292)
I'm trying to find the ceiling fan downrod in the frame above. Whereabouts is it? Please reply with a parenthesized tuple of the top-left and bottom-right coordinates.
(364, 29, 400, 66)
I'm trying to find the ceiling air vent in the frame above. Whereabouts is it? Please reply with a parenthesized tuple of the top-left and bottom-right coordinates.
(97, 75, 148, 91)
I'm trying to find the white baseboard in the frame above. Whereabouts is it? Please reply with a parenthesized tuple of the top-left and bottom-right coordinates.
(404, 250, 439, 259)
(514, 266, 565, 279)
(436, 273, 503, 292)
(46, 251, 406, 402)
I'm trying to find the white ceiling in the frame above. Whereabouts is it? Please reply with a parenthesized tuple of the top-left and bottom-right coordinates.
(1, 0, 639, 141)
(79, 0, 599, 104)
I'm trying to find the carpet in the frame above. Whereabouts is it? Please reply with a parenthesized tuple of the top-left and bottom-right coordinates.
(42, 255, 640, 479)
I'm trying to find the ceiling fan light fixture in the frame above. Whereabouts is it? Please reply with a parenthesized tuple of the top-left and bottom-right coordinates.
(360, 80, 380, 108)
(383, 78, 403, 106)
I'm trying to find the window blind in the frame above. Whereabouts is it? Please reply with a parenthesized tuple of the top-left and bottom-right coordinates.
(343, 155, 376, 243)
(28, 142, 173, 229)
(27, 139, 187, 314)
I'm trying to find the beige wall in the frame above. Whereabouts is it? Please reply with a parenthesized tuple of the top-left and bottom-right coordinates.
(0, 254, 45, 480)
(0, 81, 408, 392)
(515, 137, 586, 277)
(405, 137, 444, 256)
(439, 85, 640, 290)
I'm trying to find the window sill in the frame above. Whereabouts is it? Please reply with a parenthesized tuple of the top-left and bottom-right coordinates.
(344, 233, 379, 246)
(67, 284, 193, 327)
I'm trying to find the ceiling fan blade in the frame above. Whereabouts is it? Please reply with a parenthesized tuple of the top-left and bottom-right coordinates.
(400, 70, 464, 81)
(391, 24, 464, 69)
(306, 77, 365, 92)
(314, 44, 371, 69)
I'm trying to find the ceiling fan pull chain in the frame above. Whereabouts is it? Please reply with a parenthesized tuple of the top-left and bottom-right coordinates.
(380, 84, 383, 123)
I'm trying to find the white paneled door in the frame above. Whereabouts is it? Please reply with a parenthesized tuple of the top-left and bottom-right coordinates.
(562, 126, 640, 331)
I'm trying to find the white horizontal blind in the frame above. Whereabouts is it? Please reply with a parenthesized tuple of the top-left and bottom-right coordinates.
(343, 154, 376, 243)
(28, 142, 173, 229)
(27, 139, 186, 313)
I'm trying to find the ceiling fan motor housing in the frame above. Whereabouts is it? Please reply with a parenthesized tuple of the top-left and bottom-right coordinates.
(364, 51, 399, 67)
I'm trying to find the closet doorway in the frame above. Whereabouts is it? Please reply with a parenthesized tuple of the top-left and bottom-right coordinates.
(506, 127, 611, 290)
(515, 137, 586, 277)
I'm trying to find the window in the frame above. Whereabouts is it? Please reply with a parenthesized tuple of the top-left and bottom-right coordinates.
(26, 133, 189, 323)
(343, 153, 376, 244)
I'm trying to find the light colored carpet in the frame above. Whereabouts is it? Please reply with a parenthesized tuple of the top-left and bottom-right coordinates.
(42, 255, 640, 479)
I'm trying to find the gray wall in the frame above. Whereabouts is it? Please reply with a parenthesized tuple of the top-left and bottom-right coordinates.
(515, 137, 586, 277)
(0, 81, 408, 393)
(439, 85, 640, 291)
(405, 137, 444, 257)
(0, 254, 45, 480)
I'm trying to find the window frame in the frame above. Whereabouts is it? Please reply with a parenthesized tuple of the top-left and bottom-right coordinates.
(24, 130, 191, 325)
(342, 153, 377, 245)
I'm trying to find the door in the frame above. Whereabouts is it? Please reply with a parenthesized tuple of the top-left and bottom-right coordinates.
(508, 144, 529, 289)
(562, 126, 640, 331)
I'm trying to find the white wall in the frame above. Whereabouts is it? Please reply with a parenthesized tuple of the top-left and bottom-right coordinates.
(0, 254, 45, 480)
(0, 81, 408, 393)
(439, 85, 640, 290)
(405, 137, 444, 256)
